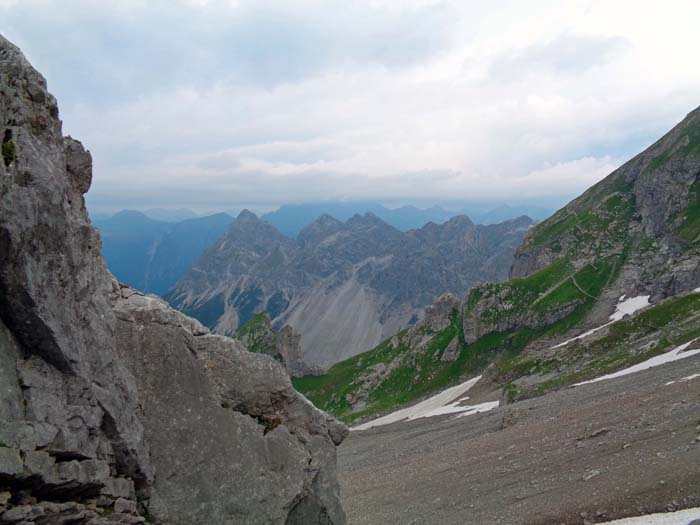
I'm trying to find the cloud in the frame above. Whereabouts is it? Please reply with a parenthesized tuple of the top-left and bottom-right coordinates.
(1, 0, 456, 105)
(489, 33, 631, 81)
(2, 0, 700, 213)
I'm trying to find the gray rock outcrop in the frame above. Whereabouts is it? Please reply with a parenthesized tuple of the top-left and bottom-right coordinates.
(423, 293, 459, 332)
(0, 34, 346, 524)
(235, 313, 319, 377)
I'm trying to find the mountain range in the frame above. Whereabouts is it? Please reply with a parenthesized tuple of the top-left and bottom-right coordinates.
(261, 201, 553, 237)
(93, 202, 549, 298)
(167, 211, 533, 367)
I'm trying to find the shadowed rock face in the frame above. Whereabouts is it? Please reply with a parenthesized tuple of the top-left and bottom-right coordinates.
(0, 34, 347, 524)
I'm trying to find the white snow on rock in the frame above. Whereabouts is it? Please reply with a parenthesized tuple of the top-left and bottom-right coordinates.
(666, 372, 700, 386)
(451, 400, 500, 420)
(575, 338, 700, 387)
(352, 375, 497, 431)
(552, 295, 650, 349)
(601, 506, 700, 524)
(609, 295, 651, 321)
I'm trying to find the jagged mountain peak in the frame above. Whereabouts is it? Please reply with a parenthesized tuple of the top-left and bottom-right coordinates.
(171, 204, 531, 366)
(225, 208, 288, 242)
(346, 211, 398, 231)
(236, 208, 261, 222)
(440, 214, 475, 229)
(297, 213, 345, 244)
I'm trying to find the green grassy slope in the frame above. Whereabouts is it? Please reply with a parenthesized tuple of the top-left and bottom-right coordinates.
(294, 290, 700, 423)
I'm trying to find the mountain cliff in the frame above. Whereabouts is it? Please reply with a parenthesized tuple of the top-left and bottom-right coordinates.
(0, 34, 346, 524)
(295, 106, 700, 424)
(167, 211, 533, 367)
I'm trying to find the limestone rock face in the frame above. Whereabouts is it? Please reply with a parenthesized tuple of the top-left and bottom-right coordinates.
(0, 34, 152, 524)
(0, 34, 346, 524)
(114, 290, 347, 524)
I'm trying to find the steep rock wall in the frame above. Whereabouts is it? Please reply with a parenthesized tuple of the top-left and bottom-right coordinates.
(0, 34, 346, 524)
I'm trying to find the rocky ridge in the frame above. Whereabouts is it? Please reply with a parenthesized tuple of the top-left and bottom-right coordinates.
(0, 34, 346, 524)
(168, 209, 533, 368)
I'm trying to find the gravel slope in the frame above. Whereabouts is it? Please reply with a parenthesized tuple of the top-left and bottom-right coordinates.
(339, 353, 700, 524)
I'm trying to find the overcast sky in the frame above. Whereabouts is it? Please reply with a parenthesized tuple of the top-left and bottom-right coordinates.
(2, 0, 700, 213)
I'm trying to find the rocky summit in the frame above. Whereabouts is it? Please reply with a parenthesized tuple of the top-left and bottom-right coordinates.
(167, 209, 532, 368)
(0, 34, 347, 524)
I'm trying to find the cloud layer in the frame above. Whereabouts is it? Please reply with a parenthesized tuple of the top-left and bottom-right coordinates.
(2, 0, 699, 212)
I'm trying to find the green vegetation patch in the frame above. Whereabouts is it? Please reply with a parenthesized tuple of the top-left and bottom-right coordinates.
(528, 170, 635, 254)
(237, 311, 270, 337)
(531, 292, 700, 395)
(530, 213, 579, 246)
(677, 177, 700, 242)
(473, 257, 572, 322)
(2, 137, 15, 167)
(296, 250, 628, 424)
(295, 265, 621, 424)
(236, 311, 279, 356)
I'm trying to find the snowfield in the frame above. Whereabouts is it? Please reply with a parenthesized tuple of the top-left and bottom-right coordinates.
(575, 338, 700, 386)
(352, 375, 498, 430)
(552, 295, 650, 349)
(602, 507, 700, 524)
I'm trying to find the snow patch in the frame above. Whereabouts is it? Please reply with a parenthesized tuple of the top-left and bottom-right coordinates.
(552, 295, 651, 349)
(666, 372, 700, 386)
(352, 375, 497, 431)
(609, 295, 651, 322)
(576, 338, 700, 386)
(451, 401, 500, 419)
(694, 287, 700, 293)
(602, 506, 700, 524)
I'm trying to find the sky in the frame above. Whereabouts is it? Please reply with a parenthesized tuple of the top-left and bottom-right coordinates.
(2, 0, 700, 214)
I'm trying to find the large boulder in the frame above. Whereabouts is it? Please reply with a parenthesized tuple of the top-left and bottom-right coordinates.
(0, 34, 346, 524)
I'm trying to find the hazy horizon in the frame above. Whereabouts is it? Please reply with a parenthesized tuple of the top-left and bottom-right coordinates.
(88, 197, 560, 223)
